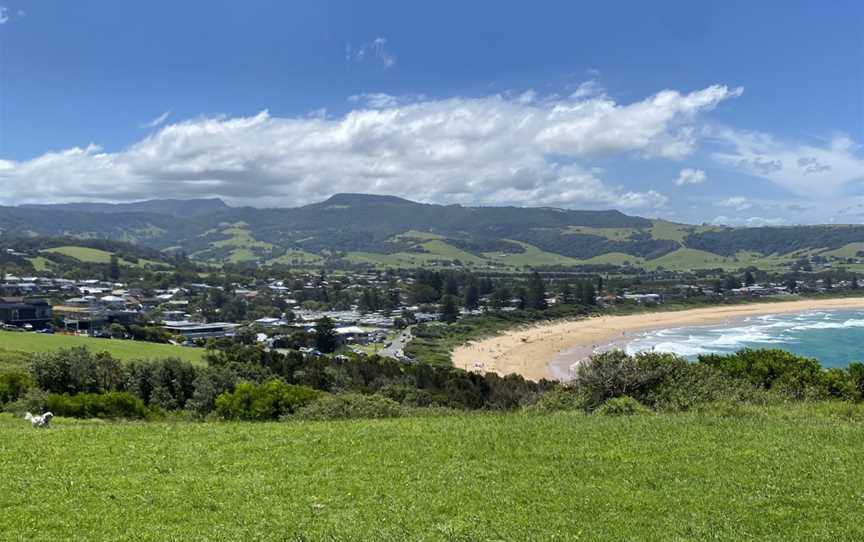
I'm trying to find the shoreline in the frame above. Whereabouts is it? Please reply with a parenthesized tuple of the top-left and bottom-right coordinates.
(451, 297, 864, 382)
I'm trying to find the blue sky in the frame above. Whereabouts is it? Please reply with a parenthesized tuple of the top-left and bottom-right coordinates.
(0, 1, 862, 225)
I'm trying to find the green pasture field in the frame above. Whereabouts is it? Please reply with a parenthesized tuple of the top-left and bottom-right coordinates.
(1, 405, 863, 540)
(0, 330, 205, 368)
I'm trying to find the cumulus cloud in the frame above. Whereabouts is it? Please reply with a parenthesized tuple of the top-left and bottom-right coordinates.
(719, 196, 752, 211)
(0, 6, 8, 24)
(345, 37, 396, 69)
(712, 129, 864, 196)
(711, 215, 788, 227)
(141, 111, 172, 129)
(675, 168, 707, 186)
(0, 85, 741, 208)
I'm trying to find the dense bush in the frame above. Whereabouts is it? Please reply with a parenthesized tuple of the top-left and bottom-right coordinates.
(30, 347, 124, 395)
(293, 393, 403, 421)
(214, 380, 321, 421)
(46, 391, 152, 419)
(124, 358, 198, 410)
(525, 386, 584, 413)
(699, 349, 833, 400)
(595, 396, 650, 416)
(0, 372, 33, 405)
(574, 350, 688, 410)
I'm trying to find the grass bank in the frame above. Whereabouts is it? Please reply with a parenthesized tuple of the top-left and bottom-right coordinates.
(2, 404, 863, 540)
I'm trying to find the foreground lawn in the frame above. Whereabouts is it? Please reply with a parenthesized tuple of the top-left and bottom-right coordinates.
(1, 407, 863, 540)
(0, 330, 204, 366)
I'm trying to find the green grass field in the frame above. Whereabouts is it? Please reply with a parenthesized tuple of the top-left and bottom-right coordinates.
(0, 331, 204, 366)
(40, 246, 168, 268)
(1, 405, 863, 540)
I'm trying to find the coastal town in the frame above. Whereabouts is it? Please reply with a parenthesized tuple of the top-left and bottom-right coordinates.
(1, 258, 857, 365)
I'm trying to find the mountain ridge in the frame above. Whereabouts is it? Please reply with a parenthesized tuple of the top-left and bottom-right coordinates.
(3, 194, 864, 272)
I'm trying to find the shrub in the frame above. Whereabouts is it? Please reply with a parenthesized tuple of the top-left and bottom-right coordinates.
(0, 372, 34, 405)
(3, 388, 48, 416)
(293, 393, 403, 421)
(595, 396, 650, 416)
(646, 363, 766, 412)
(698, 349, 824, 398)
(526, 386, 585, 413)
(30, 347, 124, 395)
(124, 358, 198, 410)
(187, 365, 239, 417)
(45, 391, 152, 419)
(215, 379, 321, 421)
(574, 350, 687, 410)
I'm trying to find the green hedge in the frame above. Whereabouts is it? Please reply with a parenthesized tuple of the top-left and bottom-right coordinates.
(215, 380, 321, 421)
(46, 391, 153, 419)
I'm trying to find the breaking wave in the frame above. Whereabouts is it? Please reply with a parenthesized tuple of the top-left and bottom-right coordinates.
(624, 309, 864, 367)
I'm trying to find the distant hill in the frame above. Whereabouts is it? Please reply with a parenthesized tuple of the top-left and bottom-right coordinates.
(21, 198, 229, 217)
(3, 193, 864, 272)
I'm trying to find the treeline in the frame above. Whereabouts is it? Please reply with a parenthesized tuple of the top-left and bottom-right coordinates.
(684, 225, 864, 257)
(0, 344, 553, 420)
(541, 348, 864, 415)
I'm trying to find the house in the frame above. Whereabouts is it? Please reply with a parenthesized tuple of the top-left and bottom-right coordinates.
(161, 320, 240, 340)
(53, 300, 108, 332)
(0, 297, 52, 329)
(623, 293, 663, 304)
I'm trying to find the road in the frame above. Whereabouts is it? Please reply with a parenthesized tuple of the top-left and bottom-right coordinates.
(378, 326, 414, 361)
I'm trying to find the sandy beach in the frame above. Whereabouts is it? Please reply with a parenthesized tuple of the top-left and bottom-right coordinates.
(451, 297, 864, 381)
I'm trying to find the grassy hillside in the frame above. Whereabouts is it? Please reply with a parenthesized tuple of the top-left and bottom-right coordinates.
(1, 406, 863, 540)
(40, 246, 168, 268)
(8, 195, 864, 271)
(0, 331, 204, 366)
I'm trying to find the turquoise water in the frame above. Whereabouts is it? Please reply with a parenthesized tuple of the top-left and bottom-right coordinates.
(625, 309, 864, 368)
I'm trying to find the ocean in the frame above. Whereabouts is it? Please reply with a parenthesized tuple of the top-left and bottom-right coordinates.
(624, 309, 864, 368)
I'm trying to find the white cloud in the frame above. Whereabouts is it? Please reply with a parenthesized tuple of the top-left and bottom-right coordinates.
(0, 85, 741, 208)
(141, 111, 172, 129)
(712, 129, 864, 197)
(675, 168, 706, 186)
(0, 7, 9, 24)
(719, 196, 752, 211)
(346, 37, 396, 69)
(711, 215, 788, 227)
(570, 80, 604, 99)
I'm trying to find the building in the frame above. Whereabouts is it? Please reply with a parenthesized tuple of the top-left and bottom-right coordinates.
(0, 297, 52, 329)
(53, 301, 108, 333)
(161, 320, 241, 341)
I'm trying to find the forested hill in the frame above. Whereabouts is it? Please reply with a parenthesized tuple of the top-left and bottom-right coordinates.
(2, 193, 864, 272)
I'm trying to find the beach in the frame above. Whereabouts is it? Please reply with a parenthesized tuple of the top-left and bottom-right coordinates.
(451, 297, 864, 381)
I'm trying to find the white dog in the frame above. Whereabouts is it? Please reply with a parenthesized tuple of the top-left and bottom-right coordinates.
(25, 412, 54, 428)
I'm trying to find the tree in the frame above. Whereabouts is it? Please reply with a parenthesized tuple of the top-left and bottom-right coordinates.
(743, 270, 755, 286)
(443, 275, 460, 297)
(852, 275, 860, 290)
(785, 278, 798, 293)
(560, 282, 574, 305)
(525, 272, 548, 310)
(463, 281, 480, 311)
(109, 254, 120, 281)
(439, 295, 459, 324)
(578, 281, 596, 306)
(108, 323, 126, 339)
(723, 275, 741, 291)
(515, 287, 527, 310)
(490, 286, 510, 310)
(314, 316, 338, 353)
